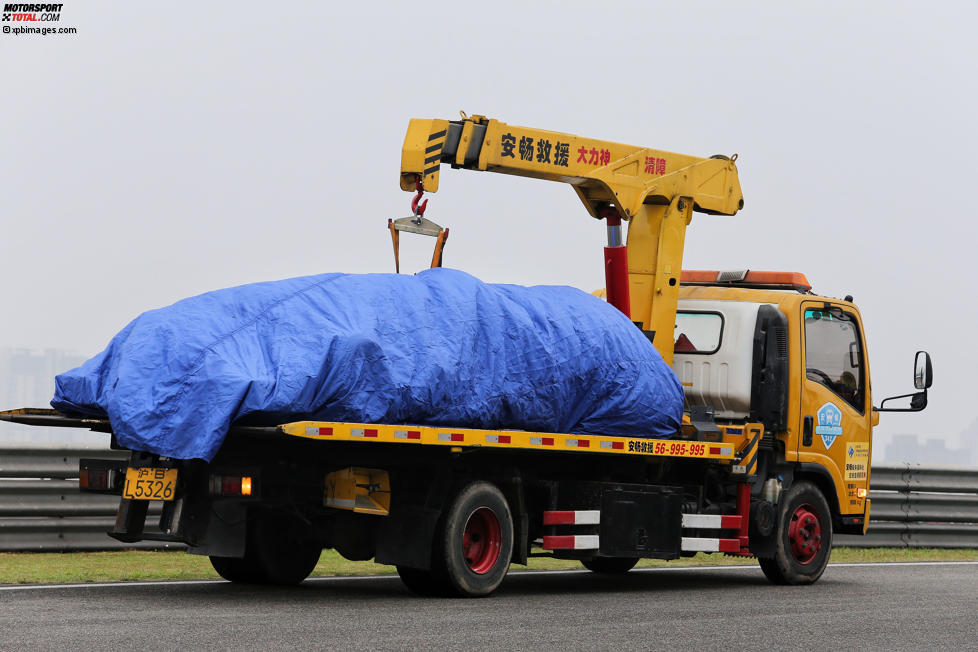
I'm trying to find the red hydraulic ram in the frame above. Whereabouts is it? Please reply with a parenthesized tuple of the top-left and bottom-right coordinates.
(602, 208, 631, 318)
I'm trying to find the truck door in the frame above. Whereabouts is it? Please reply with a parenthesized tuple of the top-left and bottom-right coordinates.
(797, 302, 871, 515)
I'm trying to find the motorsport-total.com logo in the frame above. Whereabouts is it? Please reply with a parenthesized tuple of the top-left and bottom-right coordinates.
(2, 3, 63, 21)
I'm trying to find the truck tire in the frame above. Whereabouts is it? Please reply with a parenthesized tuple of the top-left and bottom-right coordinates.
(210, 555, 263, 583)
(431, 481, 514, 597)
(211, 510, 322, 585)
(395, 566, 450, 596)
(250, 510, 322, 585)
(758, 480, 832, 585)
(581, 557, 639, 574)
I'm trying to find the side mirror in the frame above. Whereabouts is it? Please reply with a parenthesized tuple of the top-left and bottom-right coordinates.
(876, 350, 932, 413)
(914, 351, 933, 390)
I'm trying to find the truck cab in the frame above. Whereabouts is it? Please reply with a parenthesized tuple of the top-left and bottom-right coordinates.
(673, 270, 930, 554)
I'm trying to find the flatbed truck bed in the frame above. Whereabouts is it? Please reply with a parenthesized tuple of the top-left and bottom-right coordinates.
(1, 408, 751, 463)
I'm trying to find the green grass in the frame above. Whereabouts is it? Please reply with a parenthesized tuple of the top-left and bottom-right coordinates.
(1, 547, 975, 585)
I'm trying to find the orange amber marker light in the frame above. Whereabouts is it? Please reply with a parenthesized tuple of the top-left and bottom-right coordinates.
(241, 477, 253, 496)
(857, 488, 868, 499)
(681, 270, 812, 292)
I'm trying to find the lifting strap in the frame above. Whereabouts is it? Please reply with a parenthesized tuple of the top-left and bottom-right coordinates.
(387, 217, 449, 274)
(430, 228, 448, 268)
(388, 219, 401, 274)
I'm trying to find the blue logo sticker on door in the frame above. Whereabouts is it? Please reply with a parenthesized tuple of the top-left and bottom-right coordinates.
(815, 402, 843, 449)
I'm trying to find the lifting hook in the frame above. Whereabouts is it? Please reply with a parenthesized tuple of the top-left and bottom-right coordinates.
(388, 175, 447, 274)
(410, 178, 428, 219)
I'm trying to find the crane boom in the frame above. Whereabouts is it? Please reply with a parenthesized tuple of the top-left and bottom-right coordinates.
(400, 114, 744, 364)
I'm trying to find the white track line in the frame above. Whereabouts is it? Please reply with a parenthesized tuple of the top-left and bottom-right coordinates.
(1, 560, 976, 592)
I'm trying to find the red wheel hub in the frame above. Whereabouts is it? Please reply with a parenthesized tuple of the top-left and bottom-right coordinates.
(788, 504, 822, 564)
(462, 507, 502, 574)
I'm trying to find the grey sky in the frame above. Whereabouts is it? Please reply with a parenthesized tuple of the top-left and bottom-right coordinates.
(2, 1, 975, 453)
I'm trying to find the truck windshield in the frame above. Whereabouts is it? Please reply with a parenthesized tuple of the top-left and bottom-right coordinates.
(804, 309, 865, 412)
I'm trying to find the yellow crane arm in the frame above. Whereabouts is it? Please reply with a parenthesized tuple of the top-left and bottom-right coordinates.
(401, 115, 743, 220)
(399, 114, 744, 365)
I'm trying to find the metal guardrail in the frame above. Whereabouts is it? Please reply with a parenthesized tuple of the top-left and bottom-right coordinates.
(835, 464, 978, 548)
(1, 447, 976, 552)
(0, 445, 127, 479)
(868, 465, 978, 494)
(0, 445, 180, 552)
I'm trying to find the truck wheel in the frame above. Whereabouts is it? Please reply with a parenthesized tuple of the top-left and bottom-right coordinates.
(581, 557, 639, 574)
(209, 555, 261, 583)
(249, 510, 323, 585)
(758, 480, 832, 585)
(396, 566, 450, 596)
(210, 511, 322, 585)
(432, 481, 514, 597)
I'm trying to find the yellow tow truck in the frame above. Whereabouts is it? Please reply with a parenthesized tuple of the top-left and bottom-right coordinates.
(0, 114, 932, 596)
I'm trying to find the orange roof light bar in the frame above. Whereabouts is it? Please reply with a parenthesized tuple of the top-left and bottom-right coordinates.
(681, 270, 811, 292)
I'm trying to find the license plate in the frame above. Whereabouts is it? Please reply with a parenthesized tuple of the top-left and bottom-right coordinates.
(123, 467, 178, 501)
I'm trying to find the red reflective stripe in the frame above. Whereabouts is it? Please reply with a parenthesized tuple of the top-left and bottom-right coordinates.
(543, 437, 554, 446)
(364, 429, 378, 438)
(497, 434, 511, 444)
(407, 430, 421, 440)
(451, 433, 464, 442)
(542, 535, 576, 549)
(612, 441, 624, 450)
(718, 538, 740, 553)
(577, 439, 590, 448)
(319, 427, 333, 436)
(709, 446, 721, 455)
(720, 515, 742, 529)
(542, 511, 576, 525)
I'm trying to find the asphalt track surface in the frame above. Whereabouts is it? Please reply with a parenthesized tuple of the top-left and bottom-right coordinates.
(2, 562, 976, 650)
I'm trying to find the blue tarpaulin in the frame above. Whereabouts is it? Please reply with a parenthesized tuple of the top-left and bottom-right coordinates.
(52, 269, 683, 461)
